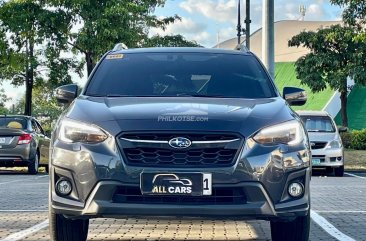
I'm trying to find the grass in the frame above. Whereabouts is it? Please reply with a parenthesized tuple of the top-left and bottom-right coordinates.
(275, 62, 334, 111)
(344, 149, 366, 171)
(335, 85, 366, 130)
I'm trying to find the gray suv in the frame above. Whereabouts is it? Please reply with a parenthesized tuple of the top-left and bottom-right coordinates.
(49, 47, 311, 241)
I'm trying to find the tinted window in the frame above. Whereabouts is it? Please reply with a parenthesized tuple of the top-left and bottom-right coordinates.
(301, 116, 335, 132)
(0, 117, 27, 130)
(86, 53, 277, 99)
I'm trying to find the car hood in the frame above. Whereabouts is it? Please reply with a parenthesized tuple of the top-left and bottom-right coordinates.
(65, 96, 296, 137)
(307, 132, 338, 142)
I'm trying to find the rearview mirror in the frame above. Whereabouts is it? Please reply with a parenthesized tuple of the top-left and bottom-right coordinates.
(338, 126, 348, 133)
(283, 87, 307, 106)
(55, 84, 78, 104)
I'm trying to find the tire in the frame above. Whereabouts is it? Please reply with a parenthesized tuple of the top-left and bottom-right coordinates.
(28, 152, 39, 175)
(335, 165, 344, 177)
(49, 208, 89, 241)
(270, 212, 310, 241)
(45, 165, 49, 174)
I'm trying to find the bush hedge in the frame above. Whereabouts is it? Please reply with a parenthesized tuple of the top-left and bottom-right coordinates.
(340, 129, 366, 150)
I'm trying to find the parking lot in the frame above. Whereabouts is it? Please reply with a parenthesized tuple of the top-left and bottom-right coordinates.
(0, 171, 365, 241)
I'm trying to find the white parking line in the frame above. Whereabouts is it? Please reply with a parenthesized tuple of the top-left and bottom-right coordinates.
(0, 175, 48, 185)
(0, 220, 49, 241)
(311, 210, 356, 241)
(314, 210, 366, 213)
(345, 172, 366, 179)
(0, 210, 47, 212)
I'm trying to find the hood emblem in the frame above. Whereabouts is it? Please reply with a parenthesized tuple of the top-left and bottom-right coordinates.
(169, 137, 192, 149)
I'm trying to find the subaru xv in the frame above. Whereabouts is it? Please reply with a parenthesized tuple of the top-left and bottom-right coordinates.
(49, 47, 311, 241)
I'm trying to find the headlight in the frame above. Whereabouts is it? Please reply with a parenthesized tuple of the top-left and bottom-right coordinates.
(59, 119, 108, 143)
(326, 140, 341, 149)
(253, 120, 304, 146)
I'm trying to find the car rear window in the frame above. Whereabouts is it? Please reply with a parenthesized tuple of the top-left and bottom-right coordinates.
(85, 53, 277, 99)
(0, 117, 27, 130)
(301, 116, 336, 133)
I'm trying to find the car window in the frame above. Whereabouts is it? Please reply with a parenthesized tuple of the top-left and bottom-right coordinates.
(31, 120, 41, 134)
(0, 117, 27, 129)
(301, 116, 336, 132)
(35, 120, 45, 135)
(86, 53, 277, 99)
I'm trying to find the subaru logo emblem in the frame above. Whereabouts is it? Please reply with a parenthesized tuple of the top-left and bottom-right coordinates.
(169, 137, 192, 149)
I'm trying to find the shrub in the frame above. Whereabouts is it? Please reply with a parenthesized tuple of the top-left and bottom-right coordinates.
(340, 131, 352, 149)
(350, 129, 366, 150)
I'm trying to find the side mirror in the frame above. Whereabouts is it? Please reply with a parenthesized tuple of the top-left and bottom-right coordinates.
(283, 87, 307, 106)
(338, 126, 348, 133)
(55, 84, 78, 104)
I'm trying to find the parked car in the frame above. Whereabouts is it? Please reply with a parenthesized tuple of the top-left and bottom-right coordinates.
(49, 47, 311, 241)
(297, 111, 345, 176)
(0, 115, 50, 174)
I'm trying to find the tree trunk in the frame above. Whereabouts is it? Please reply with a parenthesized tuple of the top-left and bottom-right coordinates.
(24, 40, 34, 116)
(86, 52, 95, 77)
(340, 90, 348, 127)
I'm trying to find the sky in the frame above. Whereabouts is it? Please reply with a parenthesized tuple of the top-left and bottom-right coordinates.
(151, 0, 343, 47)
(2, 0, 343, 108)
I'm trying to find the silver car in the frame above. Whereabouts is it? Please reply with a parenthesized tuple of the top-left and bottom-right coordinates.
(297, 111, 345, 176)
(0, 115, 50, 174)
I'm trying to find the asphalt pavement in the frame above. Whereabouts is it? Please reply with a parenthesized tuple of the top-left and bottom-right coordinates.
(0, 170, 365, 241)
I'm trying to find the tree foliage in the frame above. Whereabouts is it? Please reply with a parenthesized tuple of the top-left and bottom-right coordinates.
(0, 88, 9, 114)
(144, 35, 202, 47)
(289, 25, 366, 127)
(0, 0, 73, 115)
(13, 85, 62, 134)
(45, 0, 187, 76)
(331, 0, 366, 26)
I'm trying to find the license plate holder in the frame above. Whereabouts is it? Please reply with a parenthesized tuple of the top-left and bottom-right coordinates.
(140, 173, 212, 196)
(312, 159, 321, 165)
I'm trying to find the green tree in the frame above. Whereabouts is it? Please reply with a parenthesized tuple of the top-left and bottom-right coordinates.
(0, 88, 9, 114)
(144, 34, 202, 47)
(13, 85, 62, 135)
(331, 0, 366, 26)
(289, 25, 366, 127)
(46, 0, 181, 76)
(0, 0, 71, 116)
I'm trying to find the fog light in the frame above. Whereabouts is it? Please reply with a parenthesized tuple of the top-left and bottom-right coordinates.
(56, 179, 72, 196)
(288, 182, 304, 197)
(337, 156, 342, 161)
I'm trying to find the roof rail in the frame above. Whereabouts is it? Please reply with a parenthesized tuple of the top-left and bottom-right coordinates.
(235, 44, 249, 52)
(112, 43, 128, 51)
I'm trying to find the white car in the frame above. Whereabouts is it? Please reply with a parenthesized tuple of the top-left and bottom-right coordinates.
(297, 111, 345, 177)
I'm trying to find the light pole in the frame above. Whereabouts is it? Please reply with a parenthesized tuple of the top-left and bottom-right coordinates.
(262, 0, 275, 78)
(245, 0, 251, 49)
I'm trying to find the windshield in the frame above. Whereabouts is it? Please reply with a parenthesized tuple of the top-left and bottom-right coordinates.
(85, 53, 277, 98)
(0, 117, 27, 130)
(301, 116, 336, 133)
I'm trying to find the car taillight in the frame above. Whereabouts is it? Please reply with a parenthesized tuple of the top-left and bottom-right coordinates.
(17, 134, 32, 145)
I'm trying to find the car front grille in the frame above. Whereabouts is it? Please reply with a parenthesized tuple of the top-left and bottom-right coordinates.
(112, 186, 247, 205)
(118, 132, 243, 168)
(312, 155, 326, 162)
(310, 142, 327, 150)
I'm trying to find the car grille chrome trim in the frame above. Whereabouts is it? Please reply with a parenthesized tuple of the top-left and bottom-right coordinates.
(120, 138, 168, 144)
(120, 137, 240, 145)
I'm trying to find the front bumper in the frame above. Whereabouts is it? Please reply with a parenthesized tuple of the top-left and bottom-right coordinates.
(311, 147, 344, 168)
(50, 131, 311, 221)
(51, 167, 310, 221)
